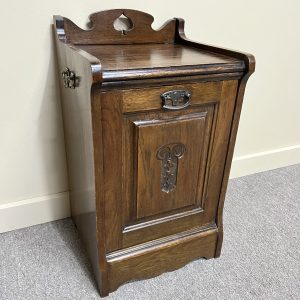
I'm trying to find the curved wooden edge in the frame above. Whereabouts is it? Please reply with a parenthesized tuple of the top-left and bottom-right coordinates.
(214, 76, 251, 258)
(107, 226, 217, 293)
(174, 18, 255, 257)
(175, 18, 256, 76)
(212, 46, 254, 256)
(55, 9, 176, 45)
(53, 15, 102, 85)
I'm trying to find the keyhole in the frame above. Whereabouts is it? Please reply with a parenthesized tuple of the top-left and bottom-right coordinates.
(113, 14, 133, 35)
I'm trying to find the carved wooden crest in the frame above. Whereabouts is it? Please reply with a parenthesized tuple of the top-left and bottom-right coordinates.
(55, 9, 176, 45)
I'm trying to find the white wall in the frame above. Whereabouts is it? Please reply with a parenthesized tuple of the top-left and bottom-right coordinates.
(1, 0, 299, 232)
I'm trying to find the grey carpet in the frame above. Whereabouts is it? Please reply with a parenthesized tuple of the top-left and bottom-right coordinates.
(0, 165, 299, 300)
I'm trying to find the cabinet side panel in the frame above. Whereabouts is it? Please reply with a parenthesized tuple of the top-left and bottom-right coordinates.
(202, 80, 238, 224)
(54, 34, 102, 288)
(215, 76, 254, 257)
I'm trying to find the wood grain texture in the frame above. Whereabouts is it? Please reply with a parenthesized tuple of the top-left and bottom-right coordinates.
(201, 80, 238, 224)
(98, 92, 216, 250)
(79, 43, 245, 81)
(100, 72, 243, 90)
(99, 91, 124, 252)
(53, 18, 107, 295)
(53, 9, 255, 297)
(107, 225, 218, 292)
(121, 81, 222, 113)
(57, 9, 176, 45)
(173, 17, 255, 258)
(80, 44, 242, 71)
(98, 80, 238, 252)
(121, 103, 215, 245)
(214, 64, 255, 258)
(134, 113, 208, 218)
(175, 18, 255, 71)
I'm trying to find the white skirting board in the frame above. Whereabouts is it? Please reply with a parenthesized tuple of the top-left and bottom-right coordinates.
(0, 145, 299, 233)
(0, 192, 70, 233)
(230, 144, 300, 178)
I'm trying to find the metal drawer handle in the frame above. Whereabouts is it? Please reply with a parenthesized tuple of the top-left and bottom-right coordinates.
(161, 90, 191, 110)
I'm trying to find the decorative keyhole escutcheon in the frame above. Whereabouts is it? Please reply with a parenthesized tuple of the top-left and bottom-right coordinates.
(156, 143, 186, 193)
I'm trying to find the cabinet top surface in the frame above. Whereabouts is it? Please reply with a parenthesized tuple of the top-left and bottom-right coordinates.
(78, 43, 245, 81)
(54, 9, 254, 83)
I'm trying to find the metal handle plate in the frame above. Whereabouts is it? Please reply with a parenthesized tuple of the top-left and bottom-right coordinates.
(161, 90, 191, 110)
(62, 68, 77, 89)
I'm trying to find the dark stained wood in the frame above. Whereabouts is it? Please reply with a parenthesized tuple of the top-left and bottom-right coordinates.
(173, 18, 256, 258)
(78, 43, 245, 81)
(122, 208, 206, 248)
(214, 73, 255, 258)
(96, 91, 218, 252)
(91, 91, 110, 295)
(99, 91, 124, 252)
(122, 105, 213, 221)
(53, 9, 255, 297)
(121, 81, 222, 113)
(58, 9, 176, 45)
(201, 80, 238, 225)
(101, 72, 243, 90)
(155, 22, 252, 260)
(175, 18, 255, 72)
(107, 224, 218, 292)
(80, 44, 243, 71)
(123, 107, 213, 221)
(52, 18, 107, 294)
(135, 113, 207, 218)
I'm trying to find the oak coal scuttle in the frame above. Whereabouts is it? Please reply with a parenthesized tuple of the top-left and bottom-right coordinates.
(53, 9, 255, 297)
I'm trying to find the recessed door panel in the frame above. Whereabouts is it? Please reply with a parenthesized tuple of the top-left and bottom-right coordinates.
(135, 113, 208, 219)
(123, 104, 215, 237)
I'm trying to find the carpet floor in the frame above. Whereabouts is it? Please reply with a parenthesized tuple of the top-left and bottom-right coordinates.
(0, 165, 299, 299)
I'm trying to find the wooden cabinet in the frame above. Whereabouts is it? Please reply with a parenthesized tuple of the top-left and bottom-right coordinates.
(53, 9, 255, 297)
